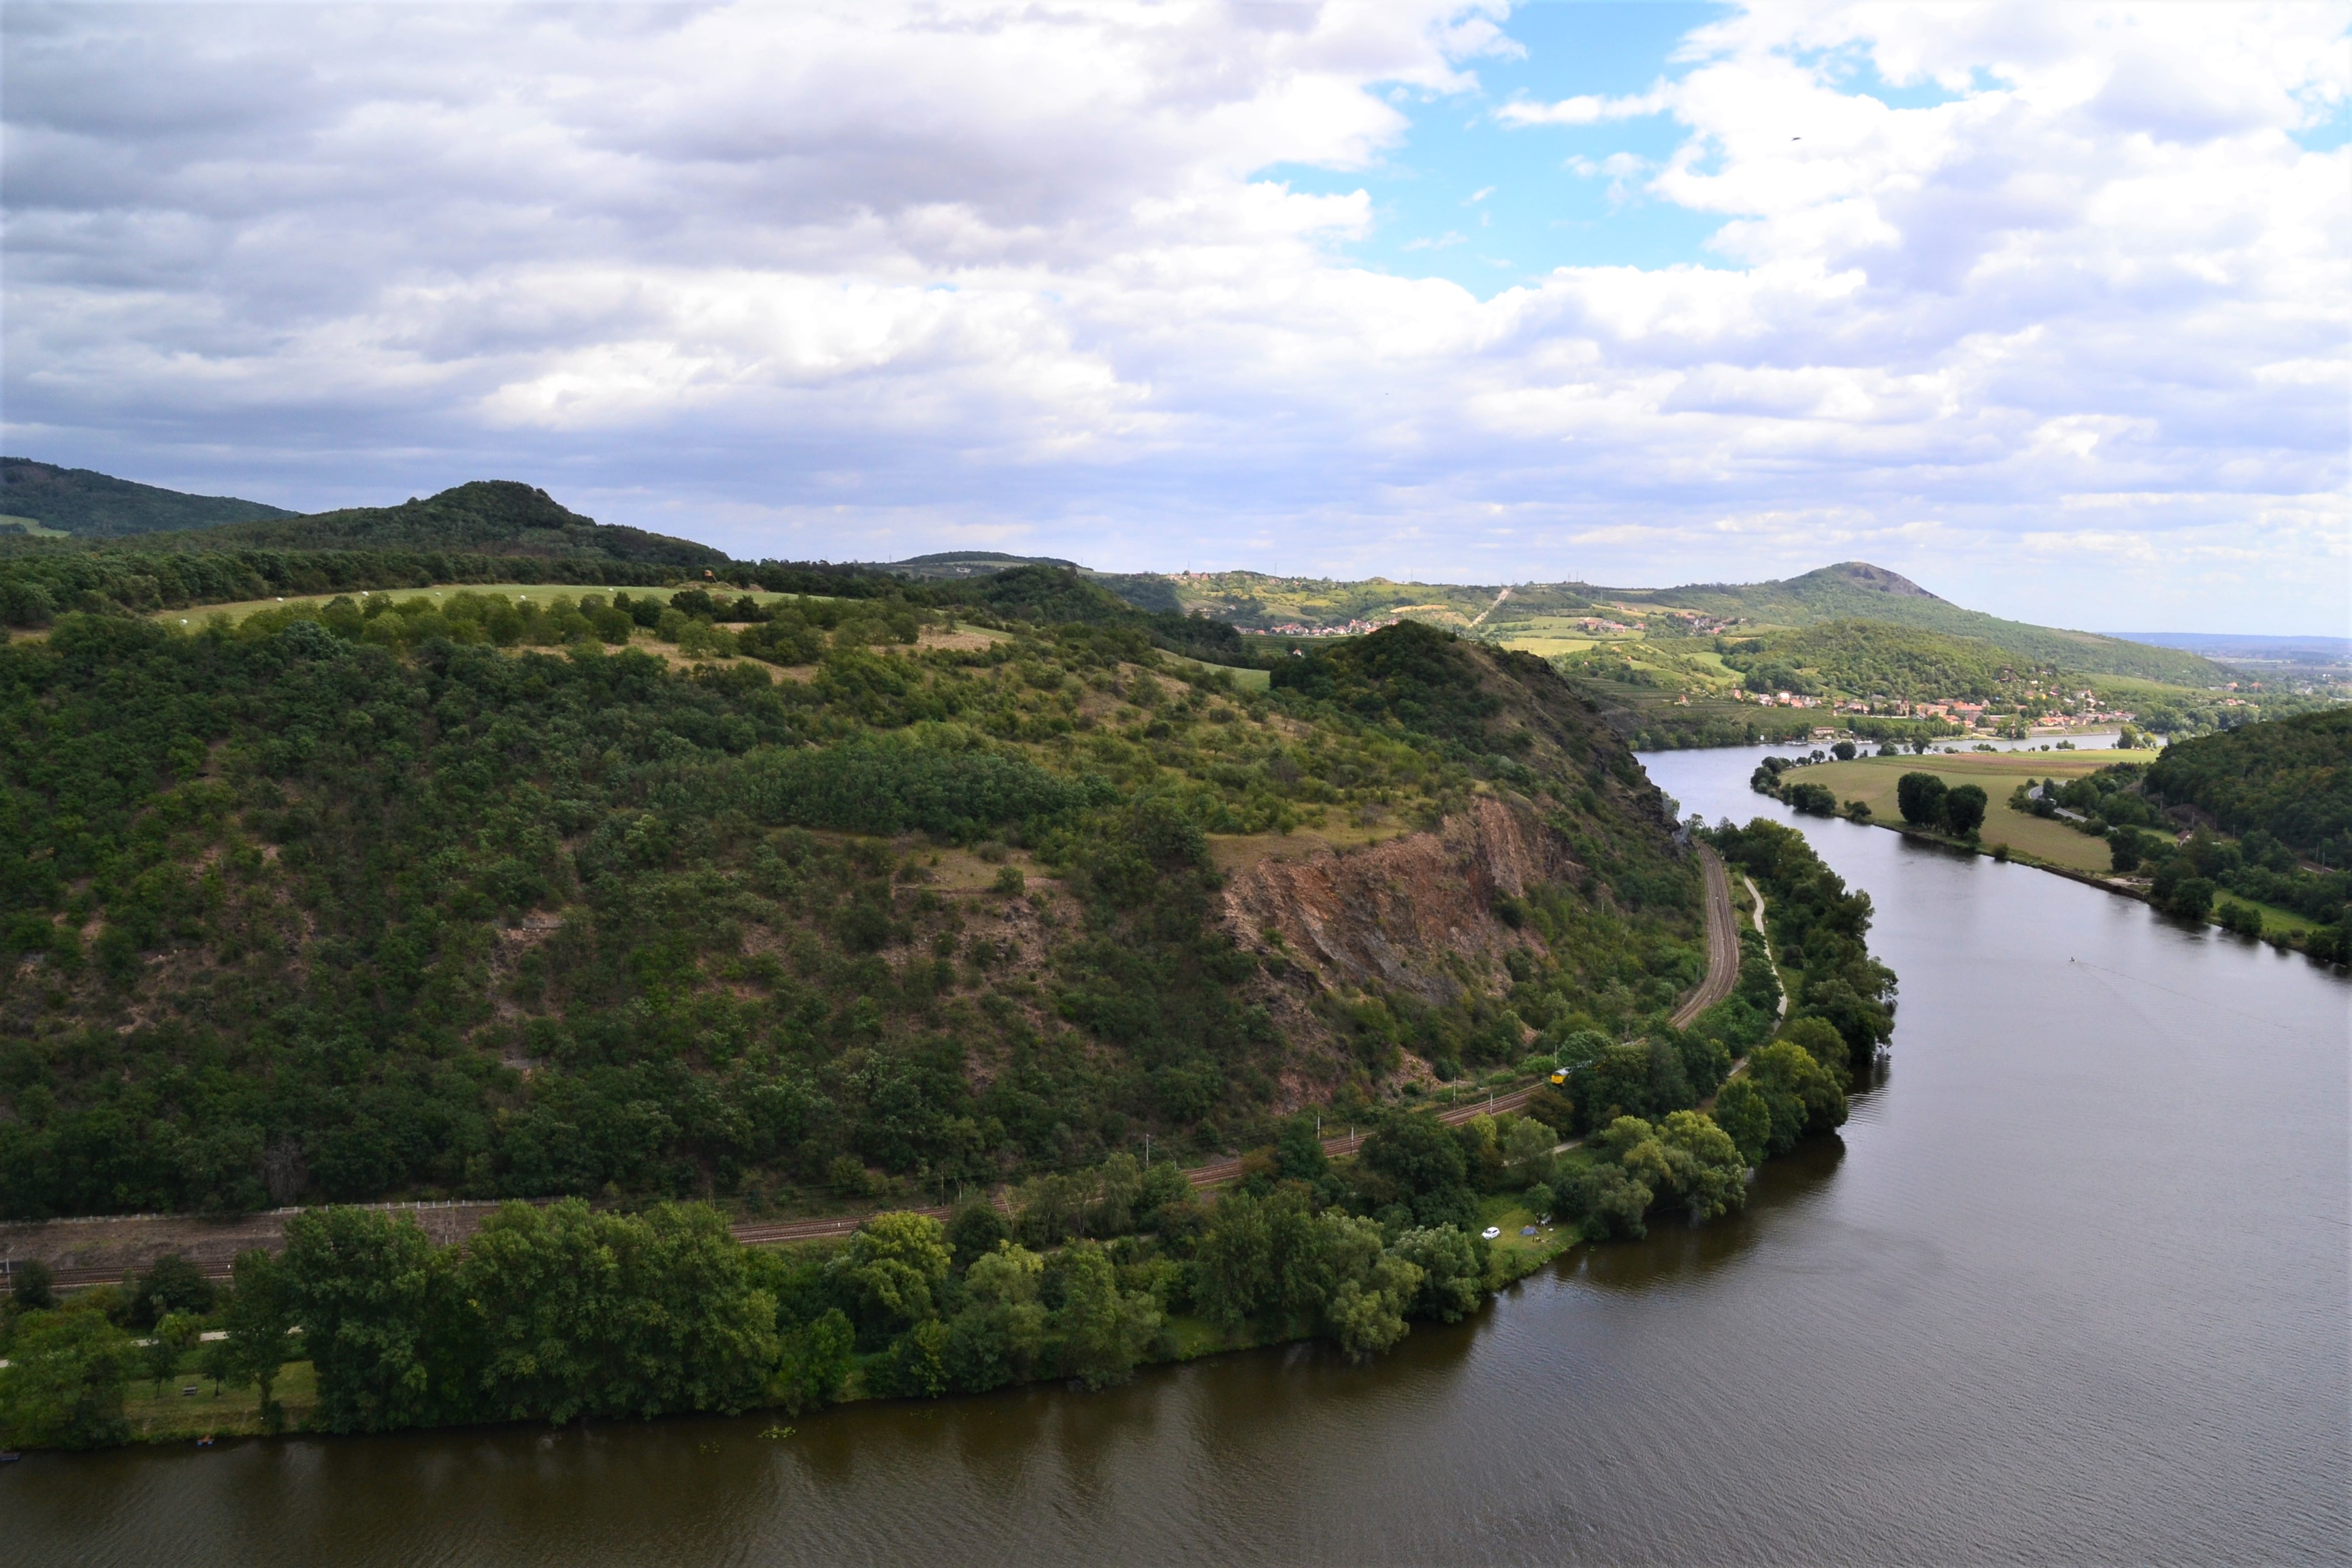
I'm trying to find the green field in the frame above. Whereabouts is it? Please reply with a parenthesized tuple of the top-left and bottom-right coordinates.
(1494, 634, 1599, 658)
(1799, 752, 2158, 872)
(1169, 654, 1271, 691)
(121, 1358, 319, 1441)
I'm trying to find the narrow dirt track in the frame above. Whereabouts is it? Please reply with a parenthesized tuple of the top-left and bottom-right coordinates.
(13, 849, 1751, 1288)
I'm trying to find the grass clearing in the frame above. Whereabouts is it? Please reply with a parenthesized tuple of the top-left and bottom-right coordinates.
(1498, 636, 1598, 658)
(1798, 753, 2159, 873)
(1169, 654, 1271, 691)
(122, 1358, 318, 1442)
(2225, 896, 2324, 938)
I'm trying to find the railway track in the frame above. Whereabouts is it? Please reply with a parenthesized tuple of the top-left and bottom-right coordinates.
(1670, 845, 1741, 1028)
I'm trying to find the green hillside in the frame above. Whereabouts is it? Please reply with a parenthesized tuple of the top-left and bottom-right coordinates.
(1631, 562, 2233, 687)
(122, 480, 728, 569)
(1135, 561, 2231, 687)
(1, 457, 297, 538)
(0, 595, 1715, 1220)
(2144, 708, 2352, 863)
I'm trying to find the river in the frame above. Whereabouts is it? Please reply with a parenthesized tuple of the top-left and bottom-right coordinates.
(12, 745, 2348, 1567)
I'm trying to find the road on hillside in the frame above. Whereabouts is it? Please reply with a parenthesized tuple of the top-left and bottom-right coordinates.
(1669, 845, 1740, 1029)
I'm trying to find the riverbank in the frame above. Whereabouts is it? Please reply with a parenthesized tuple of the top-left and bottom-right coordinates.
(1757, 750, 2344, 964)
(21, 741, 2341, 1568)
(1857, 819, 2337, 960)
(2, 821, 1869, 1457)
(84, 1194, 1584, 1450)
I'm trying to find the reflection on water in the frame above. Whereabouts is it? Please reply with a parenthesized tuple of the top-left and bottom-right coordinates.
(14, 745, 2348, 1568)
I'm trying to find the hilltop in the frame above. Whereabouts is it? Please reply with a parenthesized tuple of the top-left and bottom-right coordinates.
(1, 457, 296, 538)
(0, 591, 1716, 1220)
(1631, 563, 2232, 687)
(0, 469, 2315, 753)
(1151, 561, 2232, 690)
(112, 479, 730, 569)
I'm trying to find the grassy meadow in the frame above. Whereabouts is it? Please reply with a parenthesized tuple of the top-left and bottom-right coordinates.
(1800, 751, 2159, 872)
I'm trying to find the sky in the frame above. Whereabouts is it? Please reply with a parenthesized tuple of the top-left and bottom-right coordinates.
(4, 1, 2348, 634)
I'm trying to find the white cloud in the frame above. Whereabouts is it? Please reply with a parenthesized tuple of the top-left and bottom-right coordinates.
(1497, 88, 1670, 126)
(3, 0, 2347, 632)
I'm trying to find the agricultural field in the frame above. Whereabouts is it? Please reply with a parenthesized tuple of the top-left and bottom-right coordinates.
(1797, 751, 2159, 872)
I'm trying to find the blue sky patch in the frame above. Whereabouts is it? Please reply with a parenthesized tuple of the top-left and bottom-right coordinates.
(1258, 2, 1734, 294)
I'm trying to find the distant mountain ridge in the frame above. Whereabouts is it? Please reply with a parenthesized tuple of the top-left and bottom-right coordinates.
(0, 462, 2236, 686)
(2112, 632, 2352, 666)
(1, 457, 297, 538)
(21, 478, 728, 570)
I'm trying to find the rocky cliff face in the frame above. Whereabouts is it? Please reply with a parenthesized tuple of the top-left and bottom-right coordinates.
(1224, 630, 1701, 1100)
(1223, 796, 1578, 1009)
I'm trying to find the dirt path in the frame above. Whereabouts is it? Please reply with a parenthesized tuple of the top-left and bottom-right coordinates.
(1740, 871, 1788, 1017)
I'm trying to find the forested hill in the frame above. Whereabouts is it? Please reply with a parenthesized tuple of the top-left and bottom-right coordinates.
(1, 458, 296, 538)
(0, 599, 1708, 1221)
(1630, 563, 2233, 687)
(2143, 708, 2352, 863)
(105, 480, 728, 569)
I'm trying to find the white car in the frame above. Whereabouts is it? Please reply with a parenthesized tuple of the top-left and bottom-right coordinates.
(1480, 1226, 1502, 1240)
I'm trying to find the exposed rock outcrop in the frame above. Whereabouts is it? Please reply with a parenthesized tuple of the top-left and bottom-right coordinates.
(1223, 795, 1579, 1007)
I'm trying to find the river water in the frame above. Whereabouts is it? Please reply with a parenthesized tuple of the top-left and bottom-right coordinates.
(13, 746, 2348, 1567)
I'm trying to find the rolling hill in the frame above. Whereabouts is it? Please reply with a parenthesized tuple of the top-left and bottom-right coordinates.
(0, 603, 1716, 1221)
(1629, 563, 2234, 687)
(120, 479, 729, 569)
(1, 457, 297, 538)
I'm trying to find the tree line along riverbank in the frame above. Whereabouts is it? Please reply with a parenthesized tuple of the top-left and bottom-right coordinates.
(1750, 713, 2352, 965)
(0, 819, 1889, 1451)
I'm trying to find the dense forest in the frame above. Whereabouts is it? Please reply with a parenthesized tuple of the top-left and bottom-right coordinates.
(0, 785, 1888, 1448)
(0, 468, 1907, 1448)
(0, 480, 728, 569)
(2017, 723, 2352, 955)
(1, 458, 296, 538)
(0, 578, 1716, 1220)
(2141, 708, 2352, 866)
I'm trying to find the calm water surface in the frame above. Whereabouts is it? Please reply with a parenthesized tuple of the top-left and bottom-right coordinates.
(12, 746, 2347, 1567)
